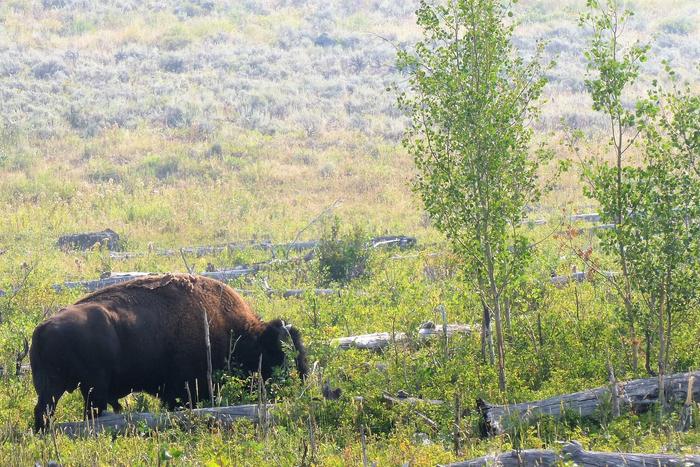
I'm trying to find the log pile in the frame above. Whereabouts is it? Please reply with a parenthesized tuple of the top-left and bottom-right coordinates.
(56, 404, 270, 438)
(479, 371, 700, 435)
(443, 441, 700, 467)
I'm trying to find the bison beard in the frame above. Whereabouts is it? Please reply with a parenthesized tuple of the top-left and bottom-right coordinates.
(30, 273, 308, 431)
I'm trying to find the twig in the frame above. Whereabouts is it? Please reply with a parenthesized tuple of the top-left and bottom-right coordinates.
(179, 248, 194, 274)
(15, 337, 29, 377)
(285, 199, 342, 259)
(202, 310, 214, 406)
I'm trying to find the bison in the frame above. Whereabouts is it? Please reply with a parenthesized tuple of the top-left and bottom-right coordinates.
(31, 273, 308, 431)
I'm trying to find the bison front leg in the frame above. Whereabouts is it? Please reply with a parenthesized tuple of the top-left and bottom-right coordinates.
(109, 397, 123, 413)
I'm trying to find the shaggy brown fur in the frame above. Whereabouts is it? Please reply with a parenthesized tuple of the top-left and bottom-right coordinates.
(30, 273, 308, 431)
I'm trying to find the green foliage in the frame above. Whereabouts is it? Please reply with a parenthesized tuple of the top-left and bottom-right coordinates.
(317, 218, 371, 285)
(580, 0, 700, 392)
(397, 0, 550, 392)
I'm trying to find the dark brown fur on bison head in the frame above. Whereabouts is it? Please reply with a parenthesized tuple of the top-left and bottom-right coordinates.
(30, 274, 308, 431)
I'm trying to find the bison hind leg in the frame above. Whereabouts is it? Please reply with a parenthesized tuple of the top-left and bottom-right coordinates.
(34, 391, 64, 433)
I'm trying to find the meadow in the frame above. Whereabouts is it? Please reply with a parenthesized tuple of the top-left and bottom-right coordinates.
(1, 0, 700, 465)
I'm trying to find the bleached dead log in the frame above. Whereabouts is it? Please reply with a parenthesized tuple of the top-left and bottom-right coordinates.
(282, 289, 338, 298)
(370, 236, 417, 249)
(569, 213, 601, 223)
(334, 322, 474, 351)
(58, 229, 121, 251)
(54, 272, 152, 292)
(550, 270, 618, 286)
(0, 363, 30, 376)
(442, 449, 557, 466)
(479, 371, 700, 436)
(417, 322, 475, 339)
(200, 267, 260, 281)
(56, 404, 271, 438)
(382, 391, 444, 406)
(562, 441, 700, 466)
(442, 442, 700, 467)
(52, 273, 344, 301)
(333, 332, 408, 351)
(109, 235, 417, 260)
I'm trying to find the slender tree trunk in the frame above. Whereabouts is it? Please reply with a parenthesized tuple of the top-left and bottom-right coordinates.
(485, 245, 506, 393)
(658, 285, 667, 414)
(644, 327, 655, 376)
(665, 303, 672, 372)
(480, 301, 494, 365)
(478, 273, 495, 365)
(614, 117, 639, 373)
(504, 296, 512, 336)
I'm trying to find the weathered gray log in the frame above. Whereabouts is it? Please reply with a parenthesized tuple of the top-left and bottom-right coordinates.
(58, 229, 121, 251)
(0, 363, 30, 376)
(550, 270, 618, 286)
(569, 213, 601, 223)
(479, 371, 700, 435)
(442, 449, 558, 467)
(562, 441, 700, 466)
(334, 322, 474, 351)
(200, 267, 260, 281)
(53, 272, 153, 292)
(53, 273, 343, 301)
(442, 442, 700, 467)
(370, 235, 417, 249)
(56, 404, 271, 438)
(282, 288, 338, 298)
(333, 332, 408, 350)
(417, 322, 475, 339)
(109, 235, 417, 260)
(523, 218, 548, 228)
(382, 392, 444, 406)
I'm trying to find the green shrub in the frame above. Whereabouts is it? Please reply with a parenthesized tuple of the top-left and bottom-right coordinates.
(317, 218, 370, 286)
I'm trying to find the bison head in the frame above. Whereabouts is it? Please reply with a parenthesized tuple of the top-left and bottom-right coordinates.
(258, 319, 309, 380)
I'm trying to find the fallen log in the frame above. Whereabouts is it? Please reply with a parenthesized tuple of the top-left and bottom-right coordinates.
(417, 322, 475, 339)
(442, 448, 557, 466)
(370, 235, 417, 249)
(334, 322, 474, 350)
(53, 272, 153, 292)
(562, 441, 700, 466)
(58, 229, 121, 251)
(56, 404, 270, 438)
(53, 273, 338, 299)
(442, 442, 700, 467)
(108, 235, 417, 260)
(333, 332, 408, 350)
(550, 270, 618, 286)
(382, 391, 444, 406)
(479, 371, 700, 436)
(282, 288, 338, 298)
(0, 363, 30, 376)
(569, 213, 601, 223)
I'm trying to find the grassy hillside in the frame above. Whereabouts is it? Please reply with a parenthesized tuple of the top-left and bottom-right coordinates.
(1, 0, 700, 465)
